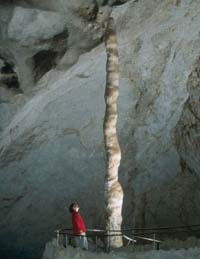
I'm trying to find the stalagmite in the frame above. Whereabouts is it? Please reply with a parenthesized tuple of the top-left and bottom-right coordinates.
(103, 17, 123, 248)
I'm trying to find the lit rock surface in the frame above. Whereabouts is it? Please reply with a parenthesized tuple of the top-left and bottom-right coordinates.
(8, 7, 66, 46)
(42, 239, 200, 259)
(1, 0, 200, 258)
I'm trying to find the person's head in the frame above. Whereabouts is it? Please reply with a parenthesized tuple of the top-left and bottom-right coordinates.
(69, 203, 80, 213)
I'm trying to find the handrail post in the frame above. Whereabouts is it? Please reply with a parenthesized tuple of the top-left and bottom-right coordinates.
(109, 230, 111, 252)
(56, 230, 60, 247)
(65, 233, 68, 247)
(106, 230, 110, 253)
(132, 230, 135, 249)
(153, 233, 156, 250)
(95, 234, 98, 251)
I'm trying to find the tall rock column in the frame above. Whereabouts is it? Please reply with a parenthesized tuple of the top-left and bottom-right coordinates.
(103, 17, 123, 248)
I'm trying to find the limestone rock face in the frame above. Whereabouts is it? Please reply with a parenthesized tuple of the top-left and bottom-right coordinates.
(0, 0, 110, 91)
(1, 0, 200, 258)
(0, 0, 111, 134)
(8, 7, 66, 46)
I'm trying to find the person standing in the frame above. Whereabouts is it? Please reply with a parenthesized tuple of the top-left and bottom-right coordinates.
(69, 203, 88, 250)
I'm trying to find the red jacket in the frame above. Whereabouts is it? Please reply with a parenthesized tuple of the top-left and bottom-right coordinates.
(72, 211, 86, 234)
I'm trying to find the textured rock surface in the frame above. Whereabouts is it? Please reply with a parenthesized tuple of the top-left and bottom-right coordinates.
(42, 239, 200, 259)
(0, 0, 111, 134)
(1, 0, 200, 258)
(8, 7, 66, 45)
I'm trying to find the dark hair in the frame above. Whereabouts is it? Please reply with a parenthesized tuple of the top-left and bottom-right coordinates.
(69, 203, 75, 213)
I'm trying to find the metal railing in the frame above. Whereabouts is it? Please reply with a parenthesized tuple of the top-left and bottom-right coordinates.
(55, 224, 200, 252)
(55, 229, 161, 252)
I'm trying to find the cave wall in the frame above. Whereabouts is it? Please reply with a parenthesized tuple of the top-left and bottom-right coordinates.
(0, 0, 200, 258)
